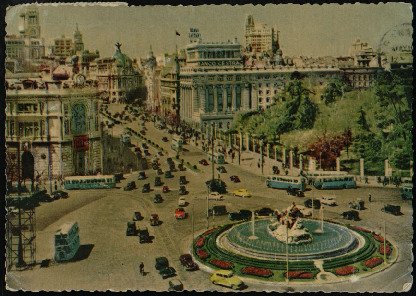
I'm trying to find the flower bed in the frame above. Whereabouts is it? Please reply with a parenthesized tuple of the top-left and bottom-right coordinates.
(351, 226, 372, 233)
(379, 244, 391, 256)
(196, 249, 209, 260)
(195, 237, 205, 248)
(284, 271, 314, 279)
(210, 259, 234, 270)
(372, 233, 385, 243)
(364, 257, 383, 268)
(241, 266, 273, 278)
(334, 265, 357, 276)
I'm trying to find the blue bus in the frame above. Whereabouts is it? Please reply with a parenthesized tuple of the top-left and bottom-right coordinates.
(64, 175, 116, 190)
(266, 175, 307, 192)
(400, 184, 413, 200)
(54, 222, 80, 262)
(313, 175, 356, 189)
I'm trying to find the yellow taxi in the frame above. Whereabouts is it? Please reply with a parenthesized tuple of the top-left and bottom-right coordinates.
(210, 270, 245, 290)
(232, 188, 251, 198)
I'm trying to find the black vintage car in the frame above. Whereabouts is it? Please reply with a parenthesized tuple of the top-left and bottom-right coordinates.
(287, 187, 304, 197)
(138, 227, 150, 243)
(179, 176, 187, 185)
(165, 171, 173, 179)
(142, 183, 151, 193)
(114, 172, 124, 182)
(342, 210, 360, 221)
(126, 221, 136, 236)
(157, 168, 163, 175)
(229, 209, 252, 221)
(179, 185, 187, 195)
(304, 198, 321, 209)
(255, 207, 274, 217)
(138, 171, 147, 180)
(124, 181, 136, 191)
(154, 177, 163, 187)
(208, 205, 227, 216)
(382, 204, 401, 216)
(206, 179, 227, 194)
(155, 257, 169, 270)
(154, 194, 163, 203)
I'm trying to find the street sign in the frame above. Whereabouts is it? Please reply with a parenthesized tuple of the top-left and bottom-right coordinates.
(73, 135, 89, 151)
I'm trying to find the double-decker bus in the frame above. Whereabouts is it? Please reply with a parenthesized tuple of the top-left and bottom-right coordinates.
(266, 175, 307, 192)
(54, 222, 80, 262)
(63, 175, 116, 190)
(400, 184, 413, 200)
(208, 152, 225, 164)
(313, 175, 356, 189)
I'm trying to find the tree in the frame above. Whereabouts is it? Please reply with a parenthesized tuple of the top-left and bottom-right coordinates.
(357, 107, 370, 132)
(295, 96, 318, 129)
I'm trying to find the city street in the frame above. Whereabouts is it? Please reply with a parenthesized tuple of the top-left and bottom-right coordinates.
(6, 106, 413, 292)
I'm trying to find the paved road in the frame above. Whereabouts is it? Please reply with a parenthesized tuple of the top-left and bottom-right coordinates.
(6, 105, 413, 292)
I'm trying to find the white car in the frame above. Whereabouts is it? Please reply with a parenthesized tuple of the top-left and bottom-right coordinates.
(320, 196, 337, 206)
(178, 197, 186, 207)
(208, 192, 224, 200)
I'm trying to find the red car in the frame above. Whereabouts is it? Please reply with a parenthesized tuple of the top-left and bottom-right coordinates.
(199, 159, 209, 166)
(179, 254, 199, 271)
(162, 186, 170, 193)
(175, 208, 186, 220)
(230, 175, 241, 183)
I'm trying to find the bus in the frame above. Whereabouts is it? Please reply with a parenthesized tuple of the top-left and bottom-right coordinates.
(54, 222, 80, 262)
(400, 184, 413, 200)
(313, 175, 356, 190)
(63, 175, 116, 190)
(266, 175, 307, 192)
(208, 152, 225, 164)
(171, 136, 184, 152)
(305, 170, 348, 184)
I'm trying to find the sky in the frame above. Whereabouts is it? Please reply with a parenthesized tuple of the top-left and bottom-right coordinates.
(5, 3, 413, 60)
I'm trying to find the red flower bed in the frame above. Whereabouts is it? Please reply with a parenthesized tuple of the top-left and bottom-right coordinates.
(241, 266, 273, 278)
(196, 249, 209, 260)
(372, 233, 385, 243)
(334, 265, 357, 276)
(202, 228, 217, 237)
(351, 226, 372, 233)
(379, 244, 392, 256)
(195, 236, 205, 248)
(284, 271, 314, 279)
(364, 257, 383, 268)
(210, 259, 234, 270)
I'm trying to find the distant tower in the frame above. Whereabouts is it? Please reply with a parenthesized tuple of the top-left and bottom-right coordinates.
(73, 23, 84, 53)
(19, 6, 41, 38)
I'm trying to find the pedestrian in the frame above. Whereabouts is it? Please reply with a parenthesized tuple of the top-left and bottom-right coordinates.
(54, 180, 58, 191)
(365, 177, 369, 184)
(368, 194, 372, 203)
(139, 262, 144, 276)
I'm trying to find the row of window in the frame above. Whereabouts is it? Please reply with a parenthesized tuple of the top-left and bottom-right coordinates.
(316, 177, 354, 182)
(64, 178, 113, 184)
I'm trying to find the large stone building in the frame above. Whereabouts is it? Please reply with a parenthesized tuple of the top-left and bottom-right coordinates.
(5, 73, 103, 185)
(92, 42, 142, 103)
(244, 15, 279, 54)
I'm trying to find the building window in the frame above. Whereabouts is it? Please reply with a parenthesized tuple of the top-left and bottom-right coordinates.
(259, 98, 263, 103)
(207, 86, 214, 112)
(235, 85, 241, 110)
(266, 97, 270, 103)
(226, 85, 232, 110)
(17, 103, 38, 113)
(258, 90, 263, 95)
(217, 87, 223, 112)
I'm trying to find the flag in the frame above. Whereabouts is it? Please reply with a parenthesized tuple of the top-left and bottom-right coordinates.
(175, 30, 181, 36)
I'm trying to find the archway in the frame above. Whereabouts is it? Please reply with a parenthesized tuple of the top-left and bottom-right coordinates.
(21, 150, 35, 186)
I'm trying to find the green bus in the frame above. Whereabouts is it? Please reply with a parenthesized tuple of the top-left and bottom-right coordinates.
(63, 175, 116, 190)
(208, 152, 225, 164)
(400, 184, 413, 200)
(313, 175, 356, 190)
(54, 222, 80, 262)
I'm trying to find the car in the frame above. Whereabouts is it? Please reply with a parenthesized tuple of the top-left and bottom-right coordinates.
(155, 257, 169, 270)
(289, 205, 312, 217)
(124, 181, 136, 191)
(349, 198, 365, 210)
(210, 270, 245, 290)
(286, 187, 304, 197)
(199, 159, 209, 166)
(164, 171, 173, 178)
(144, 149, 151, 156)
(382, 204, 402, 216)
(126, 221, 136, 236)
(114, 172, 124, 182)
(160, 266, 177, 279)
(342, 210, 360, 221)
(141, 143, 149, 149)
(154, 194, 163, 203)
(33, 190, 53, 203)
(208, 205, 228, 216)
(304, 198, 321, 209)
(168, 279, 183, 292)
(208, 192, 224, 200)
(138, 227, 150, 243)
(168, 129, 174, 134)
(206, 179, 227, 194)
(178, 197, 187, 206)
(230, 175, 240, 183)
(228, 209, 252, 221)
(162, 185, 170, 193)
(154, 177, 163, 186)
(217, 166, 227, 173)
(157, 168, 163, 175)
(162, 137, 169, 142)
(320, 196, 338, 206)
(150, 213, 160, 226)
(178, 163, 186, 171)
(157, 151, 164, 157)
(140, 130, 146, 135)
(175, 208, 186, 219)
(179, 185, 187, 195)
(138, 171, 147, 180)
(166, 157, 173, 163)
(232, 189, 251, 198)
(142, 183, 151, 193)
(179, 254, 199, 271)
(51, 190, 69, 200)
(254, 207, 274, 217)
(179, 176, 187, 185)
(169, 164, 177, 172)
(133, 211, 142, 221)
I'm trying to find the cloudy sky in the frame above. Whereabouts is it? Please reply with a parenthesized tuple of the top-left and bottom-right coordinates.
(5, 3, 412, 59)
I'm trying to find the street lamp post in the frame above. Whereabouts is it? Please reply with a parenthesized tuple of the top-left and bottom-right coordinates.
(319, 151, 323, 170)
